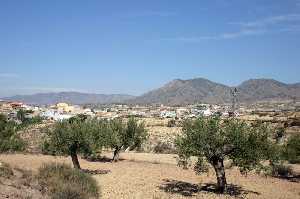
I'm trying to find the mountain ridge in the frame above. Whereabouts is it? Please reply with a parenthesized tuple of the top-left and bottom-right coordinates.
(130, 78, 300, 105)
(3, 92, 135, 105)
(3, 78, 300, 105)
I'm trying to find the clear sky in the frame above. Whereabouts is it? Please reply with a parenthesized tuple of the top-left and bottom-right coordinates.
(0, 0, 300, 97)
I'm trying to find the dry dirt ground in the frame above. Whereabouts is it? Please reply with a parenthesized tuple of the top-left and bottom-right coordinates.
(1, 153, 300, 199)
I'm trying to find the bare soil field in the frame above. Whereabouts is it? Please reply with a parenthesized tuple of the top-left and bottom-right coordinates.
(1, 153, 299, 199)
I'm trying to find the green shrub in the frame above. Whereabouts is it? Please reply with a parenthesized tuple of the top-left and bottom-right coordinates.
(282, 135, 300, 164)
(37, 163, 99, 199)
(16, 118, 43, 131)
(40, 138, 57, 156)
(0, 114, 26, 153)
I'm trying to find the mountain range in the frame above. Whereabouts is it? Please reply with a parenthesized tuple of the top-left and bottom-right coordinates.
(3, 78, 300, 105)
(2, 92, 135, 105)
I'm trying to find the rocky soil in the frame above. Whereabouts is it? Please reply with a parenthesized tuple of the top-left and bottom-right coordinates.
(1, 153, 299, 199)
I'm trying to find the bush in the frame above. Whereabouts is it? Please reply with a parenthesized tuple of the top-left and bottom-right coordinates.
(51, 184, 86, 199)
(153, 141, 176, 154)
(16, 110, 43, 130)
(282, 135, 300, 164)
(0, 114, 26, 153)
(37, 163, 99, 199)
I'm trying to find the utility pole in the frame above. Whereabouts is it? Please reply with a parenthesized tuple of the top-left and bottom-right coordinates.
(230, 88, 238, 117)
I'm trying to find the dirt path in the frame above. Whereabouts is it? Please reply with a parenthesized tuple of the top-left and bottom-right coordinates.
(1, 153, 299, 199)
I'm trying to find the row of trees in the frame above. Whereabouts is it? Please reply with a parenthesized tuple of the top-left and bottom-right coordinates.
(42, 116, 148, 169)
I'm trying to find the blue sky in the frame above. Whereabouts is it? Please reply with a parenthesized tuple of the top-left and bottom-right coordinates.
(0, 0, 300, 97)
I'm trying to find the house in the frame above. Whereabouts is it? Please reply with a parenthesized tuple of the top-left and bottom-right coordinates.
(56, 102, 75, 113)
(160, 111, 176, 118)
(203, 109, 212, 117)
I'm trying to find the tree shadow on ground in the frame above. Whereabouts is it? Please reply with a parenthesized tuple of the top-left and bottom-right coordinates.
(159, 179, 260, 198)
(82, 169, 111, 175)
(84, 156, 125, 163)
(274, 174, 300, 183)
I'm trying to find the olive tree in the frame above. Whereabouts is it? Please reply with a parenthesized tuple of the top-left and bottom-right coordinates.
(176, 117, 275, 193)
(0, 114, 25, 153)
(42, 119, 106, 169)
(108, 117, 148, 161)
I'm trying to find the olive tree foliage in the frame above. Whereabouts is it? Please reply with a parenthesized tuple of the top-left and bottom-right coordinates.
(176, 117, 276, 193)
(0, 114, 25, 153)
(108, 117, 148, 161)
(42, 118, 107, 169)
(282, 134, 300, 164)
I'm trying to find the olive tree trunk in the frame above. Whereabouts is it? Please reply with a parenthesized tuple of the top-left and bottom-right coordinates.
(112, 147, 121, 162)
(70, 147, 81, 169)
(211, 157, 227, 193)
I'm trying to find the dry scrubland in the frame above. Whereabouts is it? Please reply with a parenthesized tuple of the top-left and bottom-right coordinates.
(1, 114, 300, 198)
(17, 114, 300, 154)
(1, 153, 300, 199)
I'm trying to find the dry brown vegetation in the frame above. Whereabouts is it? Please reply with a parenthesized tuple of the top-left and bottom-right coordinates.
(0, 162, 45, 199)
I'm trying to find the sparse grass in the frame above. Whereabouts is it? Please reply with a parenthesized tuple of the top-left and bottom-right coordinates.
(0, 162, 14, 179)
(51, 184, 86, 199)
(14, 167, 35, 187)
(36, 163, 100, 199)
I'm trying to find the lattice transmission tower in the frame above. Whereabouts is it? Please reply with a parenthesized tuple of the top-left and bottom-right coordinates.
(230, 88, 239, 116)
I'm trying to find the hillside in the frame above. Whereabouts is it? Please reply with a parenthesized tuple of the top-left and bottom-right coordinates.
(3, 92, 135, 105)
(131, 78, 300, 105)
(130, 78, 232, 105)
(237, 79, 300, 102)
(3, 78, 300, 105)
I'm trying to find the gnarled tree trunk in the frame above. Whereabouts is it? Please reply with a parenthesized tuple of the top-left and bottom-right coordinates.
(112, 147, 121, 162)
(70, 145, 81, 169)
(211, 157, 227, 193)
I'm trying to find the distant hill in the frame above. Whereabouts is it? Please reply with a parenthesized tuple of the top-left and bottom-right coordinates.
(3, 92, 135, 105)
(237, 79, 300, 103)
(130, 78, 232, 105)
(130, 78, 300, 105)
(3, 78, 300, 105)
